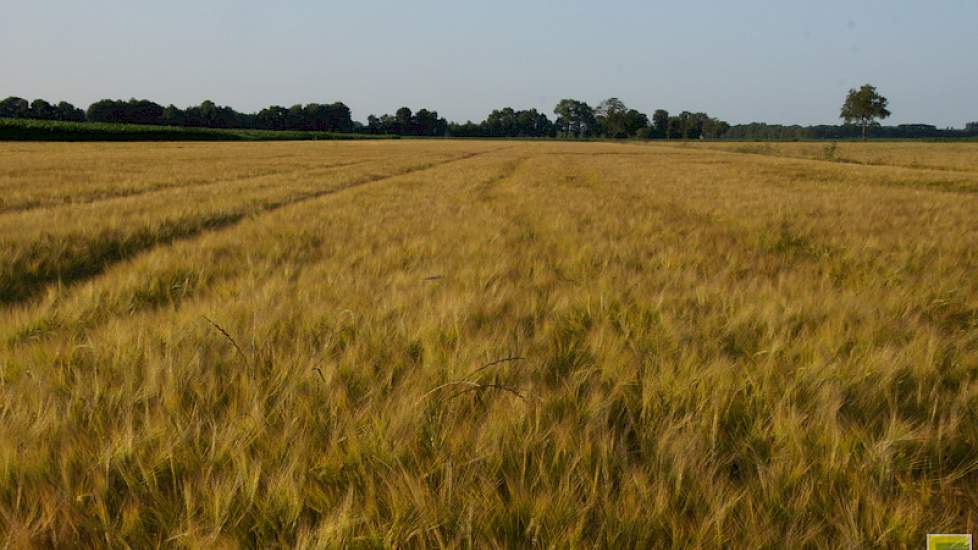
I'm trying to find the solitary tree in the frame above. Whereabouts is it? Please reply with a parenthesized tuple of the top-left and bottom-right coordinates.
(840, 84, 890, 139)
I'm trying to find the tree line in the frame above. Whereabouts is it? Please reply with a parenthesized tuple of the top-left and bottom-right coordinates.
(1, 96, 355, 132)
(366, 98, 729, 139)
(3, 89, 975, 139)
(0, 97, 85, 122)
(1, 95, 728, 139)
(366, 108, 449, 136)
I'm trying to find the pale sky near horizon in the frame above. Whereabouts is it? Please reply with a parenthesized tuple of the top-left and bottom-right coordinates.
(2, 1, 976, 127)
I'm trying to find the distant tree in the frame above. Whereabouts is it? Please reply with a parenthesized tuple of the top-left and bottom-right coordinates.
(691, 112, 712, 139)
(596, 98, 626, 116)
(701, 117, 730, 139)
(183, 104, 202, 126)
(257, 105, 289, 130)
(667, 116, 681, 139)
(29, 99, 56, 119)
(300, 103, 324, 130)
(441, 107, 553, 138)
(290, 102, 353, 132)
(553, 99, 595, 138)
(514, 109, 554, 137)
(485, 107, 517, 137)
(553, 100, 574, 137)
(56, 101, 86, 122)
(366, 106, 445, 136)
(161, 105, 186, 126)
(27, 99, 55, 120)
(86, 99, 125, 123)
(413, 108, 440, 136)
(366, 114, 382, 134)
(205, 100, 238, 128)
(840, 84, 890, 139)
(447, 121, 484, 137)
(622, 109, 649, 137)
(664, 111, 711, 140)
(504, 107, 537, 137)
(0, 96, 30, 118)
(395, 107, 413, 134)
(677, 111, 694, 139)
(596, 97, 629, 137)
(594, 98, 648, 138)
(652, 109, 669, 139)
(200, 100, 220, 126)
(324, 102, 353, 132)
(966, 121, 978, 134)
(434, 116, 449, 137)
(87, 98, 164, 125)
(279, 104, 303, 129)
(125, 99, 165, 125)
(380, 114, 396, 133)
(182, 100, 236, 128)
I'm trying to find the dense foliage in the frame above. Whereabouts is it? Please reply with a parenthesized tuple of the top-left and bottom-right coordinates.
(85, 99, 356, 132)
(446, 108, 555, 138)
(0, 96, 85, 122)
(367, 107, 450, 136)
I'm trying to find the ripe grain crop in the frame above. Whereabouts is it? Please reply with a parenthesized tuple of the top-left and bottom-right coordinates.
(1, 140, 977, 548)
(679, 140, 978, 173)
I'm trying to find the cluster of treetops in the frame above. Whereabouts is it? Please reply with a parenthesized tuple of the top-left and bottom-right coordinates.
(1, 94, 975, 140)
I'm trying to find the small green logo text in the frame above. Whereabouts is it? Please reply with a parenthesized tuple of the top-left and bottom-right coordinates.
(928, 534, 972, 550)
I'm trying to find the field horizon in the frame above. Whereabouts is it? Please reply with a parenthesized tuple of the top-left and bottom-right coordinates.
(1, 139, 977, 548)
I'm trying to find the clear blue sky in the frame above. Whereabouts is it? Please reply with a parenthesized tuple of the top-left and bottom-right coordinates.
(2, 1, 976, 127)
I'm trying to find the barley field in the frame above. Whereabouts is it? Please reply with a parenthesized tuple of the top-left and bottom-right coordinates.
(680, 140, 978, 173)
(1, 140, 977, 548)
